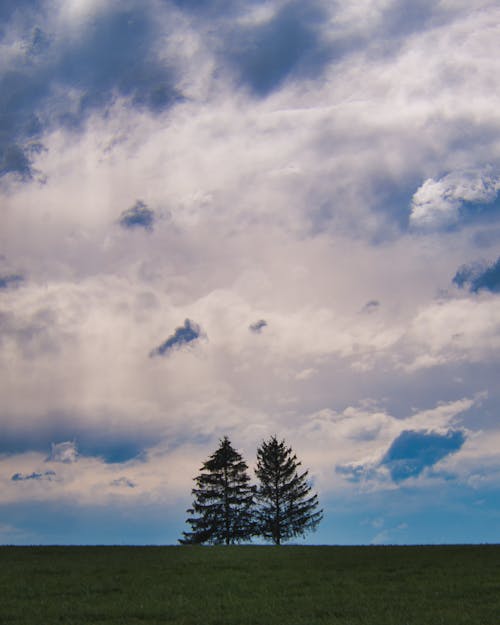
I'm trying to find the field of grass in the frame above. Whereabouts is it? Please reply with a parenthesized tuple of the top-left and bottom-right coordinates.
(1, 544, 499, 624)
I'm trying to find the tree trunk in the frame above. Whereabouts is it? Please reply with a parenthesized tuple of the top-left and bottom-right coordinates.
(224, 465, 230, 545)
(274, 472, 280, 545)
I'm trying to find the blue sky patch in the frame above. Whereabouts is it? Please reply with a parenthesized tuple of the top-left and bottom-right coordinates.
(11, 470, 56, 482)
(381, 429, 466, 482)
(453, 257, 500, 294)
(0, 274, 24, 289)
(229, 2, 330, 96)
(0, 144, 40, 180)
(150, 319, 201, 357)
(56, 7, 180, 115)
(119, 200, 155, 231)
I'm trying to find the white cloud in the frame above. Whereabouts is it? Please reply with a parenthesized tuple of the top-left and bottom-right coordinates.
(410, 170, 500, 228)
(254, 396, 480, 496)
(403, 296, 500, 369)
(0, 395, 479, 508)
(48, 441, 78, 463)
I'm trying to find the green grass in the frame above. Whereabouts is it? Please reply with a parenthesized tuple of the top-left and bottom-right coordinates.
(1, 545, 499, 624)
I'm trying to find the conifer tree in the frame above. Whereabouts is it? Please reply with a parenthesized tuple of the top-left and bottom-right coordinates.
(179, 436, 256, 545)
(255, 436, 323, 545)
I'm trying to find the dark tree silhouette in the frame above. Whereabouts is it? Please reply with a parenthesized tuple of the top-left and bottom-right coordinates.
(255, 436, 323, 545)
(179, 436, 256, 545)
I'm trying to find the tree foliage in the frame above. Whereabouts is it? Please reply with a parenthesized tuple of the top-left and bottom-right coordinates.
(179, 437, 256, 545)
(255, 436, 323, 545)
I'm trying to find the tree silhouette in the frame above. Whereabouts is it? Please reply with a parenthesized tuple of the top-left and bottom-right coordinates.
(179, 436, 256, 545)
(255, 436, 323, 545)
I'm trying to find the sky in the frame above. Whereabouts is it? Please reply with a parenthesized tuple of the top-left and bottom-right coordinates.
(1, 0, 500, 546)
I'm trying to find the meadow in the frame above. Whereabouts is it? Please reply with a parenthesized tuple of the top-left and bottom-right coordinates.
(1, 544, 499, 625)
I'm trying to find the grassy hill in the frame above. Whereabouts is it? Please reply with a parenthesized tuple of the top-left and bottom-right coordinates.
(1, 544, 499, 624)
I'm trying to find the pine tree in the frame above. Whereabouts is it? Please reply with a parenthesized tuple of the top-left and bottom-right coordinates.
(255, 436, 323, 545)
(179, 436, 256, 545)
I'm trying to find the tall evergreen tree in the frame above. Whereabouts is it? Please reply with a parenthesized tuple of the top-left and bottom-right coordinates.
(255, 436, 323, 545)
(179, 436, 256, 545)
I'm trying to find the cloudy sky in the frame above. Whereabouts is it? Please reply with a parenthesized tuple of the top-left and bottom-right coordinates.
(1, 0, 500, 545)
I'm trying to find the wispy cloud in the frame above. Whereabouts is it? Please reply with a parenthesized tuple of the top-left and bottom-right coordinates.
(47, 441, 78, 464)
(111, 477, 136, 488)
(361, 300, 380, 314)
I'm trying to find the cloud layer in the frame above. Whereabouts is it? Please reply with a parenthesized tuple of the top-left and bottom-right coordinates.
(1, 0, 500, 545)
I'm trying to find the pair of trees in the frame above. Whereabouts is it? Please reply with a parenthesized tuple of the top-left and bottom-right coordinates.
(179, 436, 323, 545)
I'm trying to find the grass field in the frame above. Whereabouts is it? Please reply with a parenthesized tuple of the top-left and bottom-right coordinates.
(1, 544, 499, 624)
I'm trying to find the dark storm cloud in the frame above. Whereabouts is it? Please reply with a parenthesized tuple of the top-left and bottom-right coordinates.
(11, 470, 56, 482)
(0, 273, 24, 289)
(150, 319, 201, 357)
(381, 429, 465, 483)
(453, 257, 500, 294)
(0, 4, 181, 181)
(119, 200, 155, 231)
(249, 319, 267, 333)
